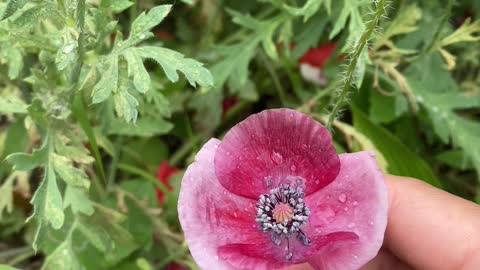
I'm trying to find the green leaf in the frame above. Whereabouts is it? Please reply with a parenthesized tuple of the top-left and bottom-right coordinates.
(440, 18, 480, 47)
(0, 94, 27, 114)
(113, 67, 139, 123)
(0, 174, 15, 219)
(351, 104, 441, 187)
(376, 3, 422, 46)
(369, 88, 408, 124)
(42, 240, 82, 270)
(436, 150, 474, 171)
(108, 117, 173, 136)
(6, 144, 48, 171)
(28, 164, 65, 251)
(12, 3, 55, 30)
(283, 0, 323, 21)
(52, 154, 89, 188)
(292, 14, 329, 58)
(0, 265, 20, 270)
(110, 0, 133, 13)
(63, 186, 94, 216)
(329, 0, 368, 39)
(130, 5, 171, 38)
(123, 49, 150, 93)
(135, 46, 213, 87)
(92, 56, 118, 104)
(406, 54, 480, 178)
(1, 0, 28, 20)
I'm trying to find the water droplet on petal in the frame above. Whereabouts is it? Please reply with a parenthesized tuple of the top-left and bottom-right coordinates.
(271, 151, 284, 164)
(301, 144, 309, 151)
(314, 180, 319, 184)
(347, 222, 355, 228)
(344, 207, 349, 211)
(233, 212, 238, 218)
(338, 193, 347, 203)
(353, 201, 358, 206)
(369, 221, 374, 225)
(290, 164, 297, 172)
(215, 256, 219, 260)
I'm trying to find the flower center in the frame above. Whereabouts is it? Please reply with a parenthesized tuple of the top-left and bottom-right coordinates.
(255, 184, 311, 261)
(273, 203, 294, 223)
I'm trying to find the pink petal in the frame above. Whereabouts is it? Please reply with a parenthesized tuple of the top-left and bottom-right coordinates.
(215, 109, 340, 199)
(303, 151, 388, 270)
(218, 232, 357, 270)
(178, 139, 266, 270)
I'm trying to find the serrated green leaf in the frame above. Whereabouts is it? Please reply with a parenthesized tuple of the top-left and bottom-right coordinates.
(436, 150, 474, 171)
(64, 186, 94, 216)
(440, 18, 480, 47)
(113, 68, 139, 123)
(1, 47, 23, 79)
(377, 4, 422, 46)
(130, 5, 171, 38)
(351, 104, 441, 187)
(283, 0, 323, 21)
(0, 94, 27, 114)
(136, 46, 213, 87)
(108, 117, 173, 136)
(110, 0, 133, 13)
(406, 54, 480, 178)
(12, 3, 54, 30)
(6, 144, 48, 171)
(329, 0, 367, 39)
(92, 56, 118, 104)
(29, 164, 65, 251)
(123, 49, 150, 93)
(52, 154, 89, 188)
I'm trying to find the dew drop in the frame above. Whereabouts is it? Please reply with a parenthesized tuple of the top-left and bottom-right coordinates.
(369, 221, 374, 225)
(347, 222, 355, 228)
(226, 151, 231, 156)
(338, 193, 347, 203)
(352, 201, 358, 206)
(301, 144, 309, 151)
(271, 151, 284, 164)
(314, 180, 319, 185)
(368, 152, 376, 157)
(139, 33, 146, 39)
(344, 207, 349, 212)
(233, 212, 238, 218)
(214, 145, 218, 149)
(290, 164, 297, 172)
(215, 256, 219, 260)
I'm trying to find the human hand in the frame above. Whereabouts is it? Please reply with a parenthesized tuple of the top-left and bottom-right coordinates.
(288, 175, 480, 270)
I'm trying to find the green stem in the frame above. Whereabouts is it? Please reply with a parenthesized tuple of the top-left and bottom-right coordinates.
(258, 49, 287, 106)
(106, 136, 123, 192)
(117, 163, 170, 196)
(326, 0, 386, 130)
(169, 136, 201, 167)
(157, 242, 190, 269)
(423, 0, 454, 53)
(0, 246, 32, 259)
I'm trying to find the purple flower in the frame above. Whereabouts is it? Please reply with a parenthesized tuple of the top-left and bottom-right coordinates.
(178, 109, 388, 270)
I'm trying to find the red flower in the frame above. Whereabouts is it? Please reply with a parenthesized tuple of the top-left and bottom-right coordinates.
(298, 43, 336, 86)
(178, 109, 387, 269)
(156, 161, 179, 204)
(221, 97, 238, 118)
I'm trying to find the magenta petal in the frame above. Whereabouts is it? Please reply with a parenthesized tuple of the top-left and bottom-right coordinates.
(178, 139, 264, 270)
(303, 151, 388, 270)
(218, 232, 357, 270)
(215, 109, 340, 199)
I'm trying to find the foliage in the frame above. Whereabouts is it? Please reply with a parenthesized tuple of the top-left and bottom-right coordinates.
(0, 0, 479, 269)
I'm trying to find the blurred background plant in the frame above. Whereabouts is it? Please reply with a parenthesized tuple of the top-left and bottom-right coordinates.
(0, 0, 479, 269)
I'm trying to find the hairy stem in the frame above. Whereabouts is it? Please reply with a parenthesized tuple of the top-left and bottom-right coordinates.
(326, 0, 386, 130)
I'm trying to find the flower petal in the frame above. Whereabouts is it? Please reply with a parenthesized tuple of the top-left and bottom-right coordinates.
(218, 232, 357, 270)
(215, 109, 340, 199)
(178, 139, 265, 270)
(303, 151, 388, 270)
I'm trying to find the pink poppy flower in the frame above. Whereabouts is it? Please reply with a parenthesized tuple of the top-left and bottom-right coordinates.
(178, 109, 387, 270)
(156, 161, 179, 204)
